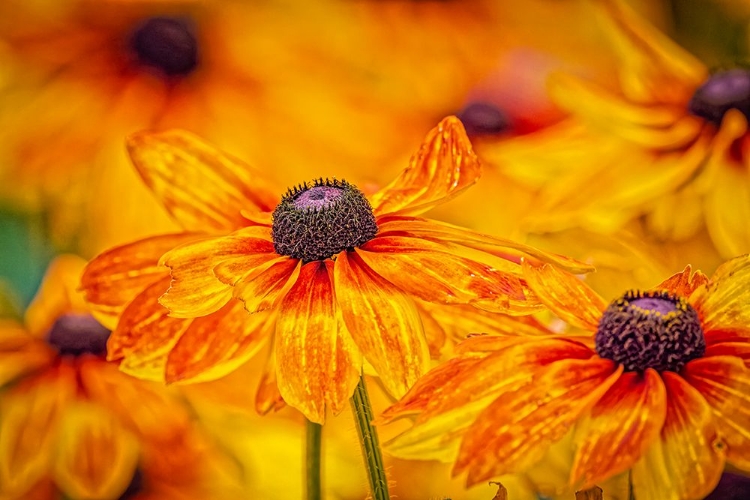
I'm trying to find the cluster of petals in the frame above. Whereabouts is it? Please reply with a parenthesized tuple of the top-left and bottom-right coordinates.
(80, 116, 591, 423)
(384, 255, 750, 500)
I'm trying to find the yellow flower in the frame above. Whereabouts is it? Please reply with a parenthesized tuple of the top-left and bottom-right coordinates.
(80, 117, 590, 424)
(0, 255, 244, 499)
(384, 255, 750, 499)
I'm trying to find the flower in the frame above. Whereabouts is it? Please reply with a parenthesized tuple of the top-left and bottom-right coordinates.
(384, 255, 750, 499)
(0, 255, 245, 499)
(80, 116, 591, 424)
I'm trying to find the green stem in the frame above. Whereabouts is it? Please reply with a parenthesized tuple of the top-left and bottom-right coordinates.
(305, 419, 322, 500)
(350, 376, 390, 500)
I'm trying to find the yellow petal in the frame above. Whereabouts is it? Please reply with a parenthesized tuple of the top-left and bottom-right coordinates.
(692, 255, 750, 333)
(276, 261, 361, 423)
(127, 129, 279, 232)
(333, 251, 429, 398)
(230, 257, 301, 314)
(0, 322, 54, 387)
(370, 116, 481, 216)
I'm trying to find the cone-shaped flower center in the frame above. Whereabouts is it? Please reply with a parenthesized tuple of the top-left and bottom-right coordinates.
(46, 314, 111, 357)
(456, 102, 510, 136)
(595, 290, 705, 372)
(130, 16, 198, 76)
(688, 69, 750, 126)
(272, 178, 378, 262)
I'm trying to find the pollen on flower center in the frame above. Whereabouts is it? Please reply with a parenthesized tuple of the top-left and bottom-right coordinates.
(595, 290, 705, 373)
(272, 178, 378, 262)
(456, 102, 510, 136)
(688, 69, 750, 126)
(46, 314, 111, 357)
(130, 16, 198, 76)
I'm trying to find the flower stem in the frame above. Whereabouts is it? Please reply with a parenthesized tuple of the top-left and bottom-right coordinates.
(350, 376, 390, 500)
(306, 419, 322, 500)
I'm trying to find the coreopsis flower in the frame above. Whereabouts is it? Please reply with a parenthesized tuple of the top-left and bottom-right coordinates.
(384, 255, 750, 500)
(0, 255, 245, 499)
(80, 117, 590, 424)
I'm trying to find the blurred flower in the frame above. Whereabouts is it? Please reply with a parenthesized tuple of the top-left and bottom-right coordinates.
(384, 255, 750, 499)
(0, 255, 245, 499)
(79, 117, 590, 424)
(704, 471, 750, 499)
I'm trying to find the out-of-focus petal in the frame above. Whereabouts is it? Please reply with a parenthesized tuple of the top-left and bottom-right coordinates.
(0, 322, 55, 387)
(159, 226, 276, 318)
(683, 356, 750, 469)
(276, 261, 361, 423)
(127, 129, 279, 232)
(80, 233, 199, 328)
(570, 369, 667, 488)
(692, 255, 750, 332)
(631, 373, 725, 500)
(454, 357, 622, 485)
(522, 260, 606, 331)
(52, 402, 140, 500)
(653, 265, 709, 298)
(370, 116, 480, 216)
(255, 351, 286, 415)
(333, 251, 429, 398)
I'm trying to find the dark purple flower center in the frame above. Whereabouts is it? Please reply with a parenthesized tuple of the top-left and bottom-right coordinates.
(119, 468, 145, 500)
(595, 290, 705, 373)
(705, 472, 750, 500)
(688, 69, 750, 126)
(130, 16, 198, 76)
(456, 102, 510, 136)
(272, 178, 378, 262)
(46, 314, 111, 357)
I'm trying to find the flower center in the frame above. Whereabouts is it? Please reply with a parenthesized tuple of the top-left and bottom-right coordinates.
(688, 69, 750, 126)
(456, 102, 510, 136)
(129, 16, 198, 76)
(595, 290, 705, 372)
(272, 178, 378, 262)
(46, 314, 111, 357)
(119, 468, 144, 500)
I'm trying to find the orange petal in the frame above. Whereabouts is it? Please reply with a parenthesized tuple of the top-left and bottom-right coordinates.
(570, 369, 667, 488)
(0, 322, 55, 387)
(357, 235, 527, 310)
(165, 302, 274, 383)
(522, 259, 607, 331)
(705, 341, 750, 367)
(369, 116, 481, 216)
(230, 257, 301, 314)
(631, 373, 725, 500)
(81, 233, 200, 328)
(276, 261, 361, 424)
(682, 355, 750, 469)
(652, 265, 709, 298)
(127, 129, 279, 232)
(333, 251, 429, 398)
(692, 255, 750, 333)
(255, 351, 287, 415)
(454, 357, 622, 486)
(52, 402, 140, 500)
(159, 227, 276, 318)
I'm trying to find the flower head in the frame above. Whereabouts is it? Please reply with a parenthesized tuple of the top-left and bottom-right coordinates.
(80, 117, 590, 423)
(384, 255, 750, 500)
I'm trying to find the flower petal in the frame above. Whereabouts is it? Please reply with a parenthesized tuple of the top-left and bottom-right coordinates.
(276, 261, 361, 424)
(570, 369, 667, 488)
(454, 357, 622, 486)
(692, 255, 750, 333)
(631, 373, 725, 500)
(165, 303, 274, 383)
(522, 260, 606, 331)
(682, 355, 750, 469)
(52, 402, 140, 500)
(255, 351, 287, 415)
(127, 129, 279, 232)
(704, 147, 750, 258)
(0, 322, 55, 387)
(653, 265, 709, 298)
(159, 227, 276, 318)
(230, 257, 301, 314)
(369, 116, 480, 216)
(334, 251, 429, 398)
(80, 233, 200, 328)
(357, 235, 528, 311)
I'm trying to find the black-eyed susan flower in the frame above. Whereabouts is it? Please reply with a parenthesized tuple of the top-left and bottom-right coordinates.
(80, 117, 590, 424)
(0, 255, 246, 500)
(384, 255, 750, 500)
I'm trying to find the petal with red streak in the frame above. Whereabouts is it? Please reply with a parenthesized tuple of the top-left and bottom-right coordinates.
(230, 257, 301, 314)
(333, 251, 429, 398)
(127, 129, 279, 232)
(370, 116, 480, 216)
(653, 265, 709, 298)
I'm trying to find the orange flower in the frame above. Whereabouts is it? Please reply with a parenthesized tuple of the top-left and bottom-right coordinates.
(0, 255, 244, 499)
(384, 255, 750, 499)
(80, 117, 590, 424)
